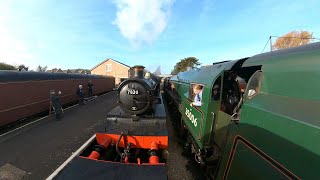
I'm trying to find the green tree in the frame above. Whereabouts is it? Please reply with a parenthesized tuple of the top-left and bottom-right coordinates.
(171, 57, 200, 75)
(36, 65, 48, 72)
(272, 30, 314, 50)
(0, 62, 17, 70)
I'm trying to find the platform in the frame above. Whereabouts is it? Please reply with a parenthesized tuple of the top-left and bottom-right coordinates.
(0, 91, 117, 180)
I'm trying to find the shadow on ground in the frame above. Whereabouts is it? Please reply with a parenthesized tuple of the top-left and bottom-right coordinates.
(164, 95, 206, 180)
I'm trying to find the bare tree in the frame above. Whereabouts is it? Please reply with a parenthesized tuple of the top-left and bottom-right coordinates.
(37, 65, 48, 72)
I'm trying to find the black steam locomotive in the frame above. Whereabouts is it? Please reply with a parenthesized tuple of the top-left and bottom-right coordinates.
(49, 65, 168, 179)
(117, 65, 160, 116)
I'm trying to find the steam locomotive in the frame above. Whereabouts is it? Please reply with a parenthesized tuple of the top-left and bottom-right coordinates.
(165, 42, 320, 179)
(48, 65, 168, 180)
(117, 65, 160, 116)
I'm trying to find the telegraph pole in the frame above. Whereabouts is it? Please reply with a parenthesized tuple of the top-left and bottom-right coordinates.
(270, 36, 272, 52)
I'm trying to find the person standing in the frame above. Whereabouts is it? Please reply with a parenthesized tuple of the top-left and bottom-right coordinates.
(50, 90, 63, 120)
(87, 81, 94, 97)
(76, 85, 84, 105)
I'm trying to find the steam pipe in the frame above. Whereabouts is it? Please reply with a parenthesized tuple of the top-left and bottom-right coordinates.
(116, 132, 124, 156)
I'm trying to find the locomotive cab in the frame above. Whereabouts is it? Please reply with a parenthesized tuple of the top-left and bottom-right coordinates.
(166, 43, 320, 180)
(168, 58, 263, 167)
(220, 71, 242, 116)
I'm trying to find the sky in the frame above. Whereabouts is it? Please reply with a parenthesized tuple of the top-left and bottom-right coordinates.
(0, 0, 319, 74)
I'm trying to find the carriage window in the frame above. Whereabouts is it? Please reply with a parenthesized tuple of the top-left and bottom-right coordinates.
(211, 76, 221, 101)
(189, 83, 204, 107)
(246, 70, 263, 100)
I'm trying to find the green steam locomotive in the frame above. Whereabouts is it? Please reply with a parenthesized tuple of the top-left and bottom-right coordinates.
(166, 42, 320, 179)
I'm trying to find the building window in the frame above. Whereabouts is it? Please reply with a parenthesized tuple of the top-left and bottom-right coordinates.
(106, 64, 112, 72)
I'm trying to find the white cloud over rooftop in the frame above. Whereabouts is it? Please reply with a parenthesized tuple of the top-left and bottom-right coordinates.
(112, 0, 174, 47)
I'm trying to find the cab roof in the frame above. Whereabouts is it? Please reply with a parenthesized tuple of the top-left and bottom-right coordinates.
(171, 58, 248, 86)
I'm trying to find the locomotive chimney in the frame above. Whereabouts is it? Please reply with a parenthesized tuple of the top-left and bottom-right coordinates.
(132, 65, 145, 78)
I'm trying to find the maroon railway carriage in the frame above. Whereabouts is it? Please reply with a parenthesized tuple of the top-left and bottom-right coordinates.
(0, 71, 115, 127)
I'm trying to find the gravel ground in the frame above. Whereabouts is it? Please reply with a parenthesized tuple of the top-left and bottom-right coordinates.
(164, 98, 206, 180)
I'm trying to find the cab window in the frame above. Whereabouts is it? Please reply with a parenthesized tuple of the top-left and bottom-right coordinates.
(189, 83, 204, 107)
(211, 76, 221, 101)
(245, 70, 263, 100)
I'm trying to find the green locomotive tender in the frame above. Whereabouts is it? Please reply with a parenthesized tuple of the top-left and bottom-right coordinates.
(168, 42, 320, 179)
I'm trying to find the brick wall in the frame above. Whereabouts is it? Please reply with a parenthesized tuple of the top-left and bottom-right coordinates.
(91, 59, 130, 85)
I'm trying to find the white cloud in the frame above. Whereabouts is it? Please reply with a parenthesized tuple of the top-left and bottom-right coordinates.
(112, 0, 174, 46)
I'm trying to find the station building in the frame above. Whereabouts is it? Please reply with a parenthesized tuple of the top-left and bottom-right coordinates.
(91, 58, 130, 86)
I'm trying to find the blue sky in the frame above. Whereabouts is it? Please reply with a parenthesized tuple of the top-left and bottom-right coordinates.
(0, 0, 319, 74)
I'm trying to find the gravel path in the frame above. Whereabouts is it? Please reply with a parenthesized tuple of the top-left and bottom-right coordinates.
(164, 98, 206, 180)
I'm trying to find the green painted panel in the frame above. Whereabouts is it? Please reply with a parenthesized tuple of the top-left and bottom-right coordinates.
(242, 94, 320, 155)
(215, 121, 319, 179)
(205, 101, 220, 145)
(242, 43, 320, 101)
(261, 53, 320, 101)
(226, 142, 288, 180)
(180, 99, 205, 148)
(235, 104, 320, 179)
(214, 111, 231, 149)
